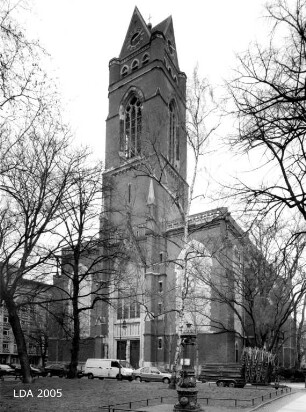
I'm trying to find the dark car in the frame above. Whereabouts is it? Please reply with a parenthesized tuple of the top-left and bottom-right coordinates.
(44, 363, 83, 378)
(44, 363, 68, 378)
(30, 365, 47, 377)
(14, 365, 47, 378)
(0, 364, 15, 378)
(132, 366, 171, 384)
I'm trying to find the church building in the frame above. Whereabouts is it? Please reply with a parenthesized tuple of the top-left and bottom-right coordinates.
(92, 7, 246, 370)
(49, 7, 248, 371)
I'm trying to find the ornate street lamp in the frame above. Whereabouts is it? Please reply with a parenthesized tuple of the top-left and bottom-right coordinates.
(173, 323, 202, 411)
(118, 319, 127, 380)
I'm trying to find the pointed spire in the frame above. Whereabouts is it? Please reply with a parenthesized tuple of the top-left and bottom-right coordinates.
(119, 7, 151, 59)
(152, 15, 179, 69)
(147, 179, 156, 205)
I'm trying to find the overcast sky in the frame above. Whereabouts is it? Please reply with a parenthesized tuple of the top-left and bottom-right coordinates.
(22, 0, 271, 211)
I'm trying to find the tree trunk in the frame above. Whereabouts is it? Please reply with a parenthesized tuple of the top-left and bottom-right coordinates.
(169, 231, 189, 389)
(68, 275, 80, 379)
(295, 295, 306, 369)
(41, 335, 49, 368)
(5, 297, 32, 383)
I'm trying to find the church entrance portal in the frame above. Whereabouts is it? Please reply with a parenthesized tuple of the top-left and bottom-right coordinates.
(130, 340, 140, 369)
(117, 340, 126, 360)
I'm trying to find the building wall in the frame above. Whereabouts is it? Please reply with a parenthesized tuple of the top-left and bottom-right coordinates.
(0, 281, 50, 366)
(48, 8, 295, 372)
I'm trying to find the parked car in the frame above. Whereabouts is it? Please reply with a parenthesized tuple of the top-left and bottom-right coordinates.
(31, 365, 47, 377)
(14, 365, 47, 378)
(44, 363, 68, 378)
(0, 364, 15, 377)
(84, 358, 133, 380)
(119, 360, 134, 369)
(132, 366, 171, 383)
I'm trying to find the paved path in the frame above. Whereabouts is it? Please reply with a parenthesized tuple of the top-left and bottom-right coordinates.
(274, 392, 306, 411)
(251, 388, 306, 412)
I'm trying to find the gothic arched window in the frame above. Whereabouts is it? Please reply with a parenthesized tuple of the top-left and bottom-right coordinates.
(131, 59, 139, 72)
(142, 53, 150, 66)
(120, 94, 142, 159)
(168, 100, 179, 164)
(121, 65, 128, 78)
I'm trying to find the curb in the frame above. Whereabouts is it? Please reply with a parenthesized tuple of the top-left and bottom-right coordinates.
(247, 390, 300, 412)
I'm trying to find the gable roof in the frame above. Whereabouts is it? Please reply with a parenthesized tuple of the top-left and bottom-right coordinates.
(152, 16, 172, 34)
(118, 7, 180, 70)
(152, 15, 179, 69)
(119, 6, 151, 59)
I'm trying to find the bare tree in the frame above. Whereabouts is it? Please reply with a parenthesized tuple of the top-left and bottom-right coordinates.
(227, 0, 306, 231)
(51, 157, 131, 378)
(191, 219, 306, 357)
(25, 302, 50, 368)
(0, 126, 82, 382)
(128, 67, 219, 385)
(0, 1, 83, 383)
(294, 294, 306, 368)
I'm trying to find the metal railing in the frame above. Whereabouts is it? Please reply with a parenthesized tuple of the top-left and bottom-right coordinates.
(101, 395, 176, 412)
(100, 386, 292, 412)
(198, 386, 292, 407)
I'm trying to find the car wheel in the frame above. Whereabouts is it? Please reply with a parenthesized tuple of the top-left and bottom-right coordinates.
(59, 374, 64, 378)
(88, 373, 94, 379)
(217, 381, 224, 387)
(228, 382, 235, 388)
(163, 377, 170, 384)
(116, 374, 123, 381)
(135, 376, 142, 382)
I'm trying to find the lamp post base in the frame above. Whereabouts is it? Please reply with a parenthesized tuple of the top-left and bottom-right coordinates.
(173, 388, 203, 411)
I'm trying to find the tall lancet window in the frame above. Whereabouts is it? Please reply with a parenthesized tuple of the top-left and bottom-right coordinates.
(168, 100, 179, 164)
(120, 94, 142, 159)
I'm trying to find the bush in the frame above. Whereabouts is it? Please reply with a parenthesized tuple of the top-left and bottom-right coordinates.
(278, 367, 306, 382)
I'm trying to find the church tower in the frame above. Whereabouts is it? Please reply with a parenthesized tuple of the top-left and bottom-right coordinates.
(104, 7, 187, 228)
(102, 7, 188, 368)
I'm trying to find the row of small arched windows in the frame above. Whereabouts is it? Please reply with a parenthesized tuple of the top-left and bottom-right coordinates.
(164, 58, 178, 84)
(121, 54, 150, 78)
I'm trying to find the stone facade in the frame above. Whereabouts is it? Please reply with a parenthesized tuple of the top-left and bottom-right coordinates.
(48, 7, 296, 372)
(98, 7, 246, 370)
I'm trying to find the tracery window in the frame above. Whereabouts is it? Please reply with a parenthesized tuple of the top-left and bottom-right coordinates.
(168, 100, 179, 164)
(120, 94, 142, 159)
(117, 295, 140, 319)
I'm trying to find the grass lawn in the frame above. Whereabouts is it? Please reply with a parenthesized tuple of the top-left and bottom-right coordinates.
(0, 376, 294, 412)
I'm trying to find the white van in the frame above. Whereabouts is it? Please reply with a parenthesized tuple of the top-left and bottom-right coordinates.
(84, 358, 133, 380)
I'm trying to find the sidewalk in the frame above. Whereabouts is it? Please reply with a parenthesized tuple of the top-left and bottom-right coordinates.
(275, 392, 306, 411)
(265, 383, 306, 412)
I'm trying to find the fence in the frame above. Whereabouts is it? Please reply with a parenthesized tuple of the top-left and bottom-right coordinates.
(100, 387, 292, 412)
(101, 395, 176, 411)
